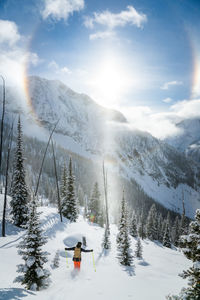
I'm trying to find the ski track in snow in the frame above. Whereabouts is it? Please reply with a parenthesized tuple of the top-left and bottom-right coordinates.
(0, 203, 192, 300)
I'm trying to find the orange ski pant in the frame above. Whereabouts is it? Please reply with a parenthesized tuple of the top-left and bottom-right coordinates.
(74, 261, 81, 269)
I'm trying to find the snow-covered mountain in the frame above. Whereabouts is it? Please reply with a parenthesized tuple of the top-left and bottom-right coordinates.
(166, 118, 200, 163)
(2, 76, 200, 217)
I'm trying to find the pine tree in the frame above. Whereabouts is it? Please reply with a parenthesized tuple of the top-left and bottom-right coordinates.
(15, 197, 50, 291)
(146, 204, 158, 240)
(172, 216, 180, 247)
(130, 212, 138, 238)
(157, 213, 164, 242)
(51, 250, 60, 269)
(167, 209, 200, 300)
(138, 209, 146, 240)
(88, 182, 104, 226)
(179, 209, 200, 298)
(163, 222, 171, 248)
(135, 238, 143, 259)
(102, 226, 111, 250)
(60, 164, 67, 200)
(10, 116, 29, 227)
(62, 158, 77, 222)
(116, 192, 133, 266)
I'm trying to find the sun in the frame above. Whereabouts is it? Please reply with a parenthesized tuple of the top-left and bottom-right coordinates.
(87, 53, 133, 108)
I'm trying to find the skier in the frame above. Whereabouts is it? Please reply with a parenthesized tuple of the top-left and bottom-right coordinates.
(65, 242, 93, 270)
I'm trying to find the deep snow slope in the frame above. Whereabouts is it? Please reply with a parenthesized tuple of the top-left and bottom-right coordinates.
(0, 203, 191, 300)
(2, 76, 200, 217)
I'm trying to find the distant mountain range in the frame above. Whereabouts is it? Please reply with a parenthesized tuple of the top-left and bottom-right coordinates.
(1, 76, 200, 218)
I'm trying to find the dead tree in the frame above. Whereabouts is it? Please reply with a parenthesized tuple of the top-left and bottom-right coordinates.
(0, 75, 5, 185)
(103, 161, 110, 234)
(51, 139, 62, 222)
(34, 120, 59, 198)
(2, 121, 14, 237)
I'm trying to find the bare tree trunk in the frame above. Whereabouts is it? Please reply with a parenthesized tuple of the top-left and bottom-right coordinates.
(51, 139, 62, 222)
(34, 120, 59, 197)
(2, 121, 14, 237)
(0, 76, 5, 185)
(103, 161, 110, 234)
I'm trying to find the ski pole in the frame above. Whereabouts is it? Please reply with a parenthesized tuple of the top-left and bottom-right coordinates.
(92, 251, 96, 272)
(65, 250, 69, 268)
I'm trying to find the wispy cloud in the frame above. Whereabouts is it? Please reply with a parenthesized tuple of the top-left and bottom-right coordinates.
(84, 5, 147, 40)
(42, 0, 84, 21)
(84, 6, 147, 29)
(48, 60, 71, 74)
(163, 97, 173, 103)
(89, 30, 116, 41)
(161, 80, 183, 90)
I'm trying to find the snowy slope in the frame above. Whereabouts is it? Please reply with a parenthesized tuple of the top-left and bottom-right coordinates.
(2, 76, 200, 217)
(0, 201, 191, 300)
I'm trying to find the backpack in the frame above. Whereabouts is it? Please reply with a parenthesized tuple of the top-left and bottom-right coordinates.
(73, 247, 81, 261)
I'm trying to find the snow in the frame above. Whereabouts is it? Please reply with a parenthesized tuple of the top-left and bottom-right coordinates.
(27, 257, 36, 268)
(0, 204, 192, 300)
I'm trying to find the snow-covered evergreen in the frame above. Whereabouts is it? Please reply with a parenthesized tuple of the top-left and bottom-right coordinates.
(172, 216, 180, 247)
(116, 192, 133, 266)
(163, 212, 172, 248)
(51, 250, 60, 269)
(60, 164, 67, 200)
(146, 204, 158, 240)
(135, 238, 143, 259)
(88, 182, 104, 226)
(138, 209, 146, 240)
(62, 158, 77, 222)
(102, 226, 111, 250)
(167, 209, 200, 299)
(129, 212, 138, 238)
(15, 197, 50, 291)
(10, 116, 29, 227)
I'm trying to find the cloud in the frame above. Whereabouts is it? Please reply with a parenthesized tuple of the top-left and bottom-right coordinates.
(0, 19, 40, 88)
(42, 0, 84, 20)
(161, 80, 183, 90)
(84, 6, 147, 29)
(89, 31, 116, 41)
(48, 60, 71, 74)
(163, 97, 173, 103)
(121, 99, 200, 139)
(0, 20, 20, 46)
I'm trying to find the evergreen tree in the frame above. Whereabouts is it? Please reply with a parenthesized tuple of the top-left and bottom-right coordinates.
(179, 209, 200, 298)
(60, 164, 67, 200)
(157, 213, 164, 242)
(167, 209, 200, 300)
(116, 192, 133, 266)
(62, 158, 77, 222)
(146, 204, 158, 240)
(15, 197, 50, 291)
(88, 182, 104, 226)
(51, 250, 60, 269)
(10, 116, 29, 227)
(102, 226, 111, 250)
(135, 238, 143, 259)
(130, 212, 138, 238)
(163, 222, 171, 248)
(172, 216, 180, 247)
(138, 209, 146, 240)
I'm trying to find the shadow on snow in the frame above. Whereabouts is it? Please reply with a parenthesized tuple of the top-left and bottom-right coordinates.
(0, 288, 35, 300)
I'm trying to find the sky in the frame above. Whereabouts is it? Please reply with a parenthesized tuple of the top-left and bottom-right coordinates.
(0, 0, 200, 138)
